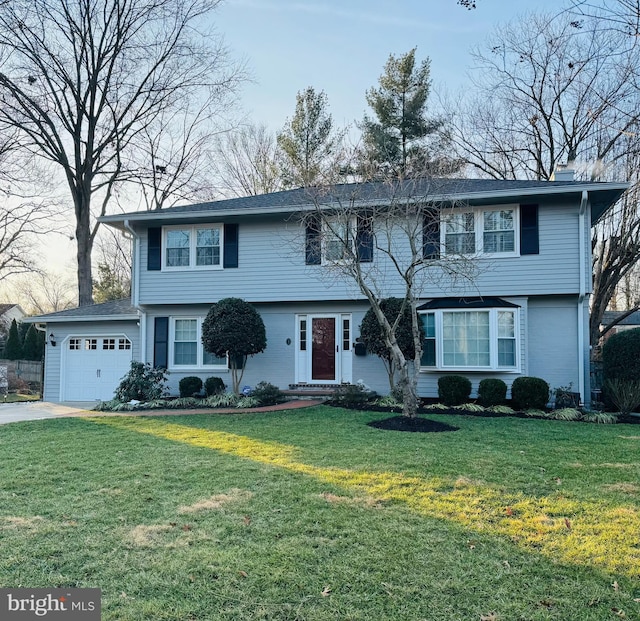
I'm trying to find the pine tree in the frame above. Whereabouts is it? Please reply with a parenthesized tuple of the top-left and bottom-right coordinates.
(360, 48, 452, 179)
(4, 319, 23, 360)
(277, 87, 344, 188)
(22, 324, 44, 361)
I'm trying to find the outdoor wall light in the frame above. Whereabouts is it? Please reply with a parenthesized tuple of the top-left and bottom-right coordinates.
(48, 333, 57, 347)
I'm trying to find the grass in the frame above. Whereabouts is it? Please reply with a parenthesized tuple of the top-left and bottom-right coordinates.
(1, 392, 40, 403)
(0, 406, 639, 620)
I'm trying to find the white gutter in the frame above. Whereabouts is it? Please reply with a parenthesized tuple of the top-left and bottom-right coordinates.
(578, 190, 588, 404)
(123, 220, 147, 364)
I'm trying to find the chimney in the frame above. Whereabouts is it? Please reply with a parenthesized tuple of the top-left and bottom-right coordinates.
(550, 162, 575, 182)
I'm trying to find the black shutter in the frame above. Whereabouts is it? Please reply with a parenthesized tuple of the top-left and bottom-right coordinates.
(223, 223, 239, 268)
(423, 209, 440, 259)
(356, 213, 373, 263)
(154, 317, 169, 369)
(520, 204, 539, 255)
(148, 227, 161, 270)
(305, 214, 321, 265)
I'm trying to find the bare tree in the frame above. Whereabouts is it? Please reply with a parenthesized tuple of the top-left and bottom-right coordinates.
(0, 0, 244, 306)
(443, 10, 640, 347)
(93, 227, 132, 303)
(570, 1, 640, 37)
(212, 123, 283, 198)
(17, 270, 77, 315)
(300, 177, 476, 418)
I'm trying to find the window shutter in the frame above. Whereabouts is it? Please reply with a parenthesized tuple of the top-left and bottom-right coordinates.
(223, 223, 239, 268)
(520, 204, 539, 255)
(423, 209, 440, 259)
(305, 215, 321, 265)
(356, 213, 373, 263)
(154, 317, 169, 369)
(148, 227, 162, 270)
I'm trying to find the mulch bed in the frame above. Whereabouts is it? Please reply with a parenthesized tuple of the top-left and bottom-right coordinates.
(367, 416, 459, 433)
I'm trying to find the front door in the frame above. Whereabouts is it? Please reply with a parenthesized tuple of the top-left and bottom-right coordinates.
(296, 314, 352, 384)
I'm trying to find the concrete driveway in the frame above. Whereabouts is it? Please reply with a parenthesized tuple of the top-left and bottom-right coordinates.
(0, 401, 97, 425)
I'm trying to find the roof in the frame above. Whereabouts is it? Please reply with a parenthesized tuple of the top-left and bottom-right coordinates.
(24, 299, 138, 323)
(100, 178, 629, 229)
(417, 297, 520, 310)
(0, 304, 18, 315)
(602, 310, 640, 327)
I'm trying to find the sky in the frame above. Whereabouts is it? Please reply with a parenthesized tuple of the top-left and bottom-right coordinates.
(214, 0, 568, 134)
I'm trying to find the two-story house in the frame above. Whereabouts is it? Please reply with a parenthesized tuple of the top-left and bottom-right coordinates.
(29, 178, 627, 405)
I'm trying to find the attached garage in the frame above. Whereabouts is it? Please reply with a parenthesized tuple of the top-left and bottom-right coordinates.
(25, 300, 140, 403)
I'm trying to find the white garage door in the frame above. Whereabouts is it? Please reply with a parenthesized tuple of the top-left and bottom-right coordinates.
(62, 336, 132, 401)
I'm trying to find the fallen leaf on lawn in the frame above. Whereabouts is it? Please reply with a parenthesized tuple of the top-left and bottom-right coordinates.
(189, 575, 195, 583)
(611, 607, 625, 618)
(613, 581, 620, 592)
(467, 540, 476, 550)
(322, 586, 331, 597)
(564, 517, 572, 530)
(243, 515, 251, 526)
(633, 598, 640, 603)
(502, 560, 511, 569)
(181, 524, 192, 531)
(555, 478, 562, 485)
(505, 506, 513, 516)
(480, 613, 498, 621)
(539, 599, 553, 608)
(238, 571, 248, 578)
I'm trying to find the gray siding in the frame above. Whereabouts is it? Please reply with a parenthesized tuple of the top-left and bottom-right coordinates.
(43, 320, 140, 402)
(137, 201, 583, 305)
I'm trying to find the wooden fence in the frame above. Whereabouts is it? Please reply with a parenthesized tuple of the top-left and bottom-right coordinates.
(0, 359, 43, 392)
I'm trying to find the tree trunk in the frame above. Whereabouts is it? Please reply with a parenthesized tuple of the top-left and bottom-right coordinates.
(75, 192, 94, 307)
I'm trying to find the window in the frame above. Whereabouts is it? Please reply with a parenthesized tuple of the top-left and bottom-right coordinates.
(170, 318, 227, 369)
(119, 338, 132, 350)
(322, 218, 355, 263)
(343, 317, 351, 351)
(103, 338, 116, 350)
(85, 339, 97, 350)
(164, 225, 222, 270)
(443, 207, 518, 256)
(69, 338, 81, 350)
(300, 319, 307, 351)
(420, 308, 518, 370)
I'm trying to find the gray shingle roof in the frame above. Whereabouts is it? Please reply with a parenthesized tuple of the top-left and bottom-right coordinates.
(602, 310, 640, 327)
(25, 299, 137, 323)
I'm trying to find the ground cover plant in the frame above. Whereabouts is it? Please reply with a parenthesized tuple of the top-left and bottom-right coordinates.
(0, 407, 639, 620)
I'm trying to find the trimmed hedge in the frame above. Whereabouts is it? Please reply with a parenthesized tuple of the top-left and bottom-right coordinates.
(204, 376, 226, 397)
(603, 328, 640, 382)
(511, 376, 549, 410)
(179, 376, 203, 397)
(438, 375, 472, 406)
(478, 378, 507, 406)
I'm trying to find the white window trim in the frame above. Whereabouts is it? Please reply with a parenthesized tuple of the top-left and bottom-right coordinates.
(419, 308, 520, 372)
(321, 217, 357, 265)
(162, 224, 224, 271)
(168, 317, 228, 371)
(442, 205, 520, 258)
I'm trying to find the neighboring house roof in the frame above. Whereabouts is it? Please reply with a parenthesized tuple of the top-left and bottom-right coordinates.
(100, 178, 628, 229)
(601, 310, 640, 327)
(24, 299, 138, 323)
(0, 304, 21, 315)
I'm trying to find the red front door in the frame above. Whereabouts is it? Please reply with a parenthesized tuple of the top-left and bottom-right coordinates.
(311, 317, 336, 381)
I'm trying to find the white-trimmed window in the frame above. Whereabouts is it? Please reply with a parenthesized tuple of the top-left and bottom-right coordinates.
(420, 308, 518, 371)
(170, 318, 227, 369)
(164, 225, 222, 269)
(443, 207, 518, 256)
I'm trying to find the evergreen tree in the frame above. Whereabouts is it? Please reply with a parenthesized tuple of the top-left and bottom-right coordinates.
(93, 262, 131, 303)
(277, 87, 344, 188)
(4, 319, 22, 360)
(360, 48, 453, 178)
(22, 324, 44, 361)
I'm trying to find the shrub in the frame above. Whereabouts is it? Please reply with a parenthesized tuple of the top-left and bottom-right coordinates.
(250, 381, 286, 406)
(606, 378, 640, 416)
(477, 378, 507, 406)
(179, 376, 203, 397)
(603, 328, 640, 382)
(438, 375, 471, 406)
(511, 376, 549, 410)
(204, 376, 226, 396)
(553, 383, 579, 408)
(332, 383, 370, 408)
(114, 362, 167, 402)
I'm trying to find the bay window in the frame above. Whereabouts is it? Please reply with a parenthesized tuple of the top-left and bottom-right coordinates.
(420, 307, 519, 371)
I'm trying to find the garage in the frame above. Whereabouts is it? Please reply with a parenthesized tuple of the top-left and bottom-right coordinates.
(62, 335, 133, 401)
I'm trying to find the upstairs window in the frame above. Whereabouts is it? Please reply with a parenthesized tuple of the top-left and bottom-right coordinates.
(164, 225, 222, 270)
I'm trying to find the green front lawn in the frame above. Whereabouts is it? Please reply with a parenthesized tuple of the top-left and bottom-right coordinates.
(0, 407, 639, 620)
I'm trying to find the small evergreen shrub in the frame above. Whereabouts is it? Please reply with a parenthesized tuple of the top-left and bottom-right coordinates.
(603, 328, 640, 382)
(438, 375, 472, 406)
(204, 376, 226, 396)
(606, 378, 640, 416)
(332, 383, 370, 408)
(114, 362, 168, 402)
(250, 381, 286, 406)
(179, 376, 203, 397)
(511, 376, 549, 410)
(477, 378, 507, 406)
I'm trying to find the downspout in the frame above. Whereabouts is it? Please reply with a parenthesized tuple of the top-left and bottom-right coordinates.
(578, 191, 588, 405)
(123, 220, 147, 364)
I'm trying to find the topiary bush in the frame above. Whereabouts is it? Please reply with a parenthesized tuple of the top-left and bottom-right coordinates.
(511, 376, 549, 410)
(114, 362, 168, 402)
(477, 378, 507, 406)
(250, 381, 286, 406)
(179, 376, 203, 397)
(204, 376, 226, 397)
(438, 375, 472, 406)
(332, 383, 371, 408)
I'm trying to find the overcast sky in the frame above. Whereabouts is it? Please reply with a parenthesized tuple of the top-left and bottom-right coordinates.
(215, 0, 571, 133)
